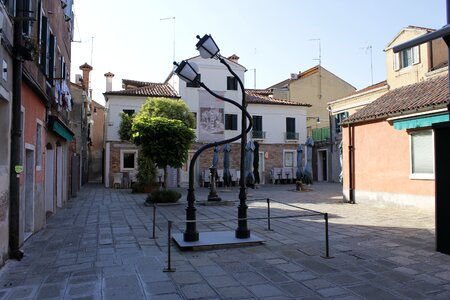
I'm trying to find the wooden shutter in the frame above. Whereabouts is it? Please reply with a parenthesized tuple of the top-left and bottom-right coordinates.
(412, 46, 420, 65)
(393, 52, 400, 70)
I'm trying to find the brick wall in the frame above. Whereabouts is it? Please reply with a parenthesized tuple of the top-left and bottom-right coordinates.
(193, 142, 299, 183)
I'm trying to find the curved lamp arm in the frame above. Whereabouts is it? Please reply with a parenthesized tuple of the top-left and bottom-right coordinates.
(187, 82, 252, 189)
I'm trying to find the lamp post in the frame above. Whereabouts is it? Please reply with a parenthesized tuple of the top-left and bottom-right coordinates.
(173, 34, 252, 241)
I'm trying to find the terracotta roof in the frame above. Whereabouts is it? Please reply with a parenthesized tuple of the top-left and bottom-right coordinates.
(350, 80, 388, 96)
(104, 83, 179, 98)
(246, 88, 272, 96)
(246, 91, 311, 107)
(345, 74, 448, 123)
(122, 79, 152, 89)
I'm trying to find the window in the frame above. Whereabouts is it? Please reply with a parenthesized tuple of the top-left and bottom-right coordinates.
(225, 114, 237, 130)
(335, 112, 349, 133)
(410, 130, 434, 179)
(252, 115, 264, 138)
(227, 76, 238, 90)
(39, 15, 48, 73)
(284, 150, 295, 167)
(286, 117, 297, 139)
(186, 74, 201, 88)
(36, 122, 42, 170)
(120, 150, 138, 171)
(394, 46, 419, 70)
(123, 109, 135, 116)
(253, 115, 262, 131)
(48, 33, 55, 82)
(22, 0, 32, 36)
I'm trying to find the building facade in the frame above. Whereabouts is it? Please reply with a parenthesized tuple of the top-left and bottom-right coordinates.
(169, 55, 309, 187)
(103, 76, 179, 188)
(269, 65, 356, 182)
(0, 1, 14, 265)
(334, 26, 449, 208)
(2, 0, 75, 263)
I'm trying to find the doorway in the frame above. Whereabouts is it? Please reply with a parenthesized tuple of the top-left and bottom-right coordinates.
(317, 149, 328, 182)
(45, 146, 54, 216)
(24, 148, 35, 238)
(56, 146, 63, 207)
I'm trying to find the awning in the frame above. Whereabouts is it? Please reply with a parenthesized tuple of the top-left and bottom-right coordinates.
(48, 116, 74, 141)
(393, 114, 449, 130)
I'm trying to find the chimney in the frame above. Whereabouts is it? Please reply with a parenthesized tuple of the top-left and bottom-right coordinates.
(79, 63, 93, 91)
(104, 72, 115, 92)
(227, 54, 240, 63)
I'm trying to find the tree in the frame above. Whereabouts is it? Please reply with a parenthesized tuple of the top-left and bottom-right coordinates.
(118, 112, 133, 141)
(132, 116, 195, 188)
(130, 97, 196, 188)
(137, 97, 195, 128)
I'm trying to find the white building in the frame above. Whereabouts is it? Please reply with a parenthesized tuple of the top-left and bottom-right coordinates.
(103, 76, 179, 188)
(167, 55, 310, 186)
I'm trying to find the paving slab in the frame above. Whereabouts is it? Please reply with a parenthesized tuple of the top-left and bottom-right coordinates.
(0, 183, 448, 299)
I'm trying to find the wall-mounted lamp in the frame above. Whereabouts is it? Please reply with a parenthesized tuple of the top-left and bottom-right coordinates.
(307, 116, 320, 123)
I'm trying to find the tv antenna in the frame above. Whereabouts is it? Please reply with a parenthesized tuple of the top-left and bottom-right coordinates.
(160, 17, 176, 62)
(361, 44, 374, 85)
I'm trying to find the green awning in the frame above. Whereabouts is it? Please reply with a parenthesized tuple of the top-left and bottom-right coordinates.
(50, 117, 74, 141)
(393, 114, 449, 130)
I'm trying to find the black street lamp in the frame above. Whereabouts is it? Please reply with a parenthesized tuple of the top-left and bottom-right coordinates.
(173, 34, 252, 241)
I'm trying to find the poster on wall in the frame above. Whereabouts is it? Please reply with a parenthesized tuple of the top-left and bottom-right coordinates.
(199, 90, 225, 141)
(199, 107, 224, 141)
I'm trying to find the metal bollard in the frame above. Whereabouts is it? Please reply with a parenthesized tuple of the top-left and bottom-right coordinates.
(151, 204, 156, 239)
(163, 220, 176, 272)
(322, 213, 333, 259)
(266, 198, 273, 231)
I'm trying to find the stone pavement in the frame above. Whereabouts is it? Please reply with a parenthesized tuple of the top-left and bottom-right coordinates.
(0, 183, 450, 299)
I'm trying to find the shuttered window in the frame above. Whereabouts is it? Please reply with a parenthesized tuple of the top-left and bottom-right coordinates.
(410, 130, 434, 178)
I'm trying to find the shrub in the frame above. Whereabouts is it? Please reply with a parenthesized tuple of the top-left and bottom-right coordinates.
(146, 189, 182, 204)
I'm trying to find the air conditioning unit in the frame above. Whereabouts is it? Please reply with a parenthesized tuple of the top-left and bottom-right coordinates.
(290, 73, 298, 80)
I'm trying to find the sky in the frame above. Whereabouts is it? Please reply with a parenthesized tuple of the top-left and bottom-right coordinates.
(70, 0, 446, 105)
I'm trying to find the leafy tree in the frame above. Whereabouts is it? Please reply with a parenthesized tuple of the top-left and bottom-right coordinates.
(132, 116, 195, 188)
(118, 112, 133, 141)
(137, 97, 195, 128)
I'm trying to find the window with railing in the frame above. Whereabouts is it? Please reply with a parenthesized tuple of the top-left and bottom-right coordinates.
(252, 115, 265, 139)
(285, 117, 297, 140)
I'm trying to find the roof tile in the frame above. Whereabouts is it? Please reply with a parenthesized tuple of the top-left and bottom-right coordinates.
(345, 74, 448, 123)
(104, 83, 179, 98)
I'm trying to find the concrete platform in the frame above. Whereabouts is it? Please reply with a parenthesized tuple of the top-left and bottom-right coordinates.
(172, 231, 265, 250)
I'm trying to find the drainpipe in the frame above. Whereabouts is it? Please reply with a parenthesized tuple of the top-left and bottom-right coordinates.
(9, 0, 24, 259)
(348, 124, 355, 204)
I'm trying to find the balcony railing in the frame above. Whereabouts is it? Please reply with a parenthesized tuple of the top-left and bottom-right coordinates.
(252, 130, 266, 139)
(312, 127, 330, 142)
(285, 132, 299, 141)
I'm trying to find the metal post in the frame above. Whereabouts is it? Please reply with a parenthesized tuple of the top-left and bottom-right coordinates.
(163, 221, 176, 272)
(266, 198, 272, 231)
(322, 213, 332, 259)
(151, 204, 156, 239)
(217, 57, 251, 239)
(9, 0, 24, 261)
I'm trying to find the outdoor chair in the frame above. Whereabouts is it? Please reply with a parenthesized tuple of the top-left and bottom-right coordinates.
(203, 169, 210, 187)
(271, 168, 283, 184)
(216, 169, 224, 187)
(282, 167, 294, 184)
(229, 169, 237, 186)
(112, 172, 123, 189)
